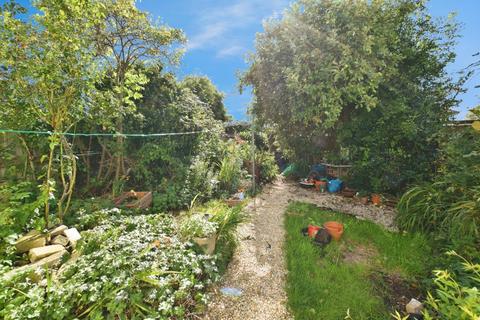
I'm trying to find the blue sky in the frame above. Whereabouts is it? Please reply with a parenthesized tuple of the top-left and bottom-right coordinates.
(10, 0, 480, 120)
(138, 0, 480, 120)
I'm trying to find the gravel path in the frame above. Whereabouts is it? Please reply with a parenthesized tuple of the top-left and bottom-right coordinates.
(204, 178, 397, 320)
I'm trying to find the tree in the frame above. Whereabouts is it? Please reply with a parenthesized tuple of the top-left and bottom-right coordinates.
(0, 0, 105, 226)
(242, 0, 462, 193)
(181, 76, 229, 121)
(93, 0, 185, 194)
(124, 71, 224, 192)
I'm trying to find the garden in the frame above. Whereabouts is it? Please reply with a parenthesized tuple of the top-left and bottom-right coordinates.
(1, 0, 480, 319)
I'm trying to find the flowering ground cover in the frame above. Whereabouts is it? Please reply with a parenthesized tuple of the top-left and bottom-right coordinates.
(0, 208, 225, 319)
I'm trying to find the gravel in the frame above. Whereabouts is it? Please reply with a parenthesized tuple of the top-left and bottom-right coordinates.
(204, 178, 397, 320)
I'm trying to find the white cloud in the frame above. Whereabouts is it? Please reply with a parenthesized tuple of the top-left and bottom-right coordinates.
(186, 0, 289, 55)
(216, 45, 246, 58)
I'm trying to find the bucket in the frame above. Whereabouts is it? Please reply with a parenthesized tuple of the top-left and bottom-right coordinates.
(323, 221, 344, 241)
(307, 225, 321, 238)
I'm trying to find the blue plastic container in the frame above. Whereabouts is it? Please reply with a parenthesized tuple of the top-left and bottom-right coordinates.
(327, 179, 343, 193)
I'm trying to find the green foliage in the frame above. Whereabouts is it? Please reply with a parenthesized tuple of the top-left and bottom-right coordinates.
(284, 202, 433, 320)
(423, 251, 480, 320)
(0, 181, 45, 273)
(196, 201, 246, 273)
(179, 214, 218, 238)
(91, 0, 186, 188)
(1, 0, 107, 224)
(243, 0, 461, 193)
(181, 76, 229, 121)
(218, 144, 244, 196)
(256, 150, 278, 183)
(0, 182, 43, 238)
(121, 71, 226, 207)
(0, 211, 219, 319)
(152, 186, 185, 213)
(396, 128, 480, 253)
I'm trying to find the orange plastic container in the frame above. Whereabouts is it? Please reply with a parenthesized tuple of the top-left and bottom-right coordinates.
(307, 225, 321, 238)
(323, 221, 344, 241)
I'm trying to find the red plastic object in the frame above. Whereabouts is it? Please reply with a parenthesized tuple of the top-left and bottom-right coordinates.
(307, 225, 321, 238)
(323, 221, 344, 241)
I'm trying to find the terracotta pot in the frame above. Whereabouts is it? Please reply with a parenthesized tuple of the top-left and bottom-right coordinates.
(307, 225, 321, 238)
(193, 236, 216, 255)
(323, 221, 344, 241)
(315, 180, 327, 192)
(224, 199, 243, 207)
(371, 194, 381, 206)
(341, 190, 355, 198)
(359, 196, 370, 205)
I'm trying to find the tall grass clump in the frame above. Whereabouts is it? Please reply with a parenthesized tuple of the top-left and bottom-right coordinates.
(396, 127, 480, 255)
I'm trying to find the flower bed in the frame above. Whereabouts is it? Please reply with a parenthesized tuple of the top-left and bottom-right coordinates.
(0, 210, 220, 319)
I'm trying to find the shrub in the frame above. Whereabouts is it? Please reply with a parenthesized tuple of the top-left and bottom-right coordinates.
(256, 150, 278, 183)
(217, 152, 243, 196)
(0, 181, 43, 238)
(152, 184, 185, 213)
(182, 155, 218, 203)
(0, 181, 45, 272)
(396, 128, 480, 253)
(423, 252, 480, 320)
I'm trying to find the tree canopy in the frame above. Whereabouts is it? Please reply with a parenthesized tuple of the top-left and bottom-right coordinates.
(181, 76, 229, 121)
(243, 0, 463, 193)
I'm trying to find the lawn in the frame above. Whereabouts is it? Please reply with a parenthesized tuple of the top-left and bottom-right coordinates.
(284, 202, 435, 320)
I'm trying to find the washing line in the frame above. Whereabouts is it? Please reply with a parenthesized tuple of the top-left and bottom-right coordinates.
(0, 129, 209, 137)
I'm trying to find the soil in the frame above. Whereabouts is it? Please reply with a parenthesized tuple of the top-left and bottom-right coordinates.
(204, 178, 398, 320)
(343, 243, 378, 264)
(370, 271, 423, 316)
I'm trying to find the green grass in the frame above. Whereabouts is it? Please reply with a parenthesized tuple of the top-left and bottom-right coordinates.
(285, 202, 435, 320)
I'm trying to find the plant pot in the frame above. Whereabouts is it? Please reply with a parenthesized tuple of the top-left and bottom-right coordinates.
(193, 236, 216, 255)
(323, 221, 344, 241)
(224, 199, 243, 207)
(341, 189, 355, 198)
(359, 196, 370, 205)
(315, 180, 327, 192)
(307, 225, 321, 238)
(371, 194, 381, 206)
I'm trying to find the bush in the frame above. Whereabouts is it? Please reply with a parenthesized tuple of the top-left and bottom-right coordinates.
(152, 185, 185, 213)
(256, 150, 278, 183)
(423, 251, 480, 320)
(0, 181, 43, 238)
(217, 150, 243, 196)
(182, 155, 219, 204)
(396, 128, 480, 253)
